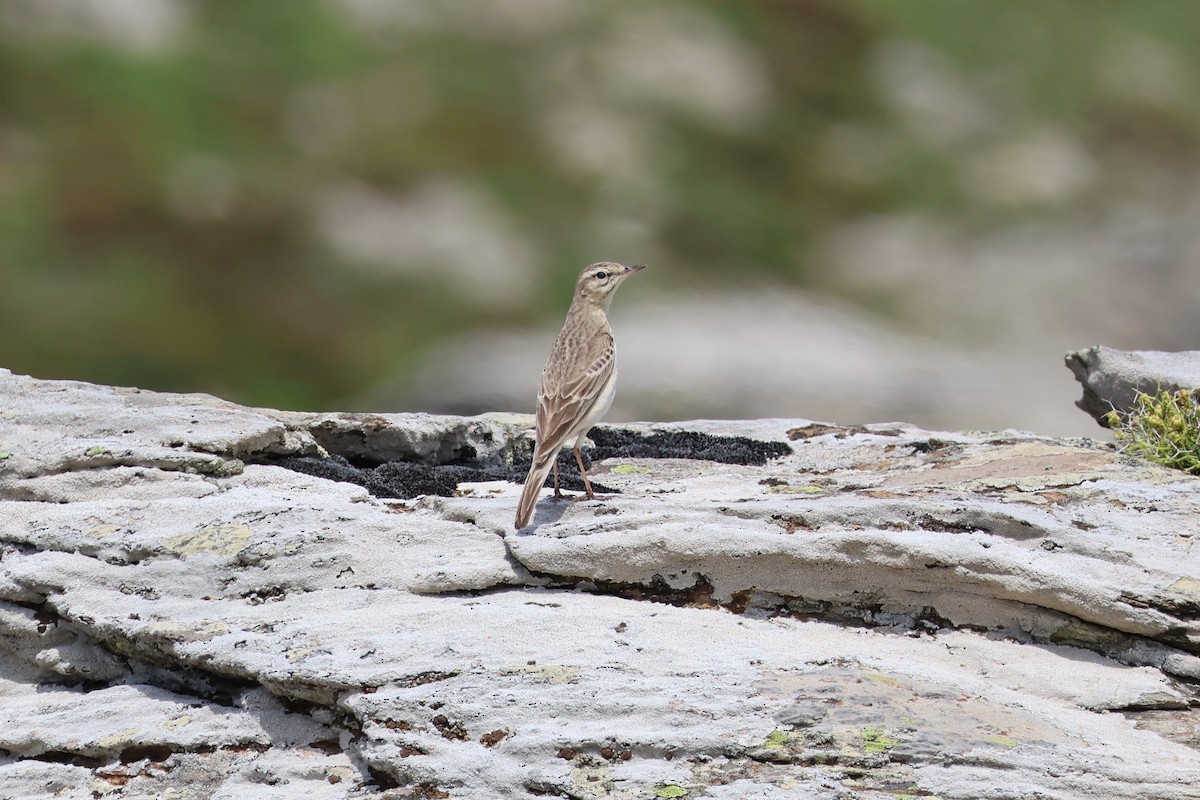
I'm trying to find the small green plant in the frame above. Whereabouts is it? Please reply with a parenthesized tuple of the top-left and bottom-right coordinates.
(1107, 388, 1200, 476)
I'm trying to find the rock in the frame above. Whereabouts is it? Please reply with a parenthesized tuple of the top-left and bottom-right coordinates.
(1066, 345, 1200, 426)
(1, 370, 1199, 799)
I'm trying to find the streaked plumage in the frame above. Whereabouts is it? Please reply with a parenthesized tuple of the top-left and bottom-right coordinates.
(515, 262, 645, 529)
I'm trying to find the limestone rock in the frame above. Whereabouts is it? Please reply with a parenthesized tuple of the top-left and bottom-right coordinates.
(1066, 345, 1200, 426)
(1, 369, 1198, 799)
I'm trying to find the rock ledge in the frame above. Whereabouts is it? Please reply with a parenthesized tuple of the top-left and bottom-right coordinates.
(1, 369, 1198, 800)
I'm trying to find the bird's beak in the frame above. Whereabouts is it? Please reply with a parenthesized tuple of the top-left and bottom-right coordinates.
(624, 264, 647, 275)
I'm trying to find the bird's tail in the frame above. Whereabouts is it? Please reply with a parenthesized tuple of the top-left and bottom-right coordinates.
(515, 456, 554, 529)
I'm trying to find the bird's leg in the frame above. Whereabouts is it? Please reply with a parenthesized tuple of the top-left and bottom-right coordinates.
(553, 459, 563, 499)
(573, 446, 596, 500)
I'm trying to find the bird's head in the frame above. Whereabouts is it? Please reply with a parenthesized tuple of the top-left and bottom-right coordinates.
(573, 262, 645, 308)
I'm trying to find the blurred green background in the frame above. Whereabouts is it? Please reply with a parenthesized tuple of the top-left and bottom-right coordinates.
(2, 0, 1199, 431)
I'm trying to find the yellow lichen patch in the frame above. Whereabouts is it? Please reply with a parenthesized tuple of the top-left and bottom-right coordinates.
(769, 484, 825, 494)
(1165, 576, 1200, 603)
(86, 524, 126, 539)
(498, 664, 581, 684)
(145, 620, 229, 643)
(1049, 620, 1126, 648)
(163, 716, 192, 730)
(864, 673, 900, 686)
(286, 647, 314, 663)
(97, 727, 142, 748)
(611, 464, 653, 475)
(985, 734, 1019, 748)
(162, 523, 253, 557)
(569, 763, 614, 795)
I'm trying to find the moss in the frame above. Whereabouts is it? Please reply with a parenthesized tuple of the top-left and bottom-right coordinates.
(1108, 388, 1200, 475)
(654, 786, 688, 798)
(611, 464, 652, 475)
(861, 726, 899, 754)
(764, 729, 792, 749)
(84, 445, 110, 457)
(0, 452, 9, 460)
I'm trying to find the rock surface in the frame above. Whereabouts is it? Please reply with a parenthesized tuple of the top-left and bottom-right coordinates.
(1, 368, 1198, 799)
(1066, 345, 1200, 426)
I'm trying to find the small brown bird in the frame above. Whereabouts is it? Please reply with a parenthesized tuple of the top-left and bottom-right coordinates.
(515, 262, 645, 529)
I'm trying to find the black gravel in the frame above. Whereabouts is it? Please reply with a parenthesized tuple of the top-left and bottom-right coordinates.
(271, 427, 791, 500)
(588, 428, 792, 465)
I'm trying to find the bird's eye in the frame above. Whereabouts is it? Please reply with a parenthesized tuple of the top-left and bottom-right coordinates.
(595, 271, 608, 280)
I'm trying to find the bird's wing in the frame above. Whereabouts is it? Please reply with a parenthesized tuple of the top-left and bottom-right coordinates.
(533, 330, 615, 465)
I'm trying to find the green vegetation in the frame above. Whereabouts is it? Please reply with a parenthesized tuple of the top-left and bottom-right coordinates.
(860, 726, 899, 754)
(764, 729, 792, 749)
(1107, 388, 1200, 475)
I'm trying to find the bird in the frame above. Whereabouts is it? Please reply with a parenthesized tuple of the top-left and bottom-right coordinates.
(514, 262, 645, 529)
